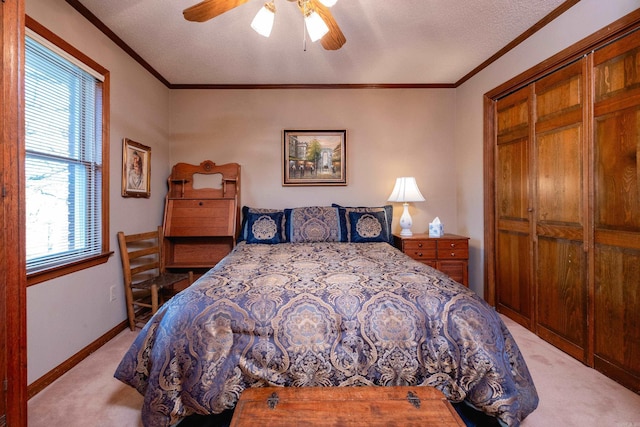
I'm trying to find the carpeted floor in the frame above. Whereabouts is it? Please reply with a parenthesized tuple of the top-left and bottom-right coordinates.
(27, 315, 640, 426)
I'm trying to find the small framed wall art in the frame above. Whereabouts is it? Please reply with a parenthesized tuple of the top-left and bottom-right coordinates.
(283, 129, 347, 186)
(121, 138, 151, 198)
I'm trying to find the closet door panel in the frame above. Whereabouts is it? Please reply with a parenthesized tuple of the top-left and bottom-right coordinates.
(496, 139, 529, 220)
(495, 87, 533, 328)
(536, 237, 587, 361)
(593, 109, 640, 390)
(534, 126, 585, 357)
(496, 230, 532, 327)
(535, 126, 583, 225)
(593, 30, 640, 391)
(594, 245, 640, 390)
(594, 31, 640, 103)
(594, 109, 640, 230)
(533, 60, 588, 361)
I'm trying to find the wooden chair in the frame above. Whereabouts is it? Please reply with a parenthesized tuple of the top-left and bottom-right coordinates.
(117, 226, 194, 330)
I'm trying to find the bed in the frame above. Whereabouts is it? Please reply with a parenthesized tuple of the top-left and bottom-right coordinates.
(115, 205, 538, 427)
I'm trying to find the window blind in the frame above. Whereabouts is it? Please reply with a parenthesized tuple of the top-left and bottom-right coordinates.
(25, 34, 104, 273)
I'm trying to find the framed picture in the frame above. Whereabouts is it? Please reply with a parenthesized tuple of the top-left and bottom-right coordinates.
(122, 138, 151, 198)
(283, 129, 347, 186)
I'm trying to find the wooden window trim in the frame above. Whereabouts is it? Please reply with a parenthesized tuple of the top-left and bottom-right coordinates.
(24, 16, 111, 286)
(26, 251, 113, 286)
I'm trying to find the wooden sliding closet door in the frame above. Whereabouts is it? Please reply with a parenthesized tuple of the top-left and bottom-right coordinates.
(592, 30, 640, 391)
(532, 60, 588, 362)
(493, 60, 589, 360)
(494, 87, 534, 329)
(488, 13, 640, 393)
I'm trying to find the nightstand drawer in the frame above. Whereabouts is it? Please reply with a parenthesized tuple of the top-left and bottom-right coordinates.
(394, 233, 470, 287)
(436, 239, 468, 260)
(402, 240, 436, 260)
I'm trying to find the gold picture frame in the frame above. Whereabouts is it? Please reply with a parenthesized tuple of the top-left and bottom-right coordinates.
(122, 138, 151, 198)
(283, 129, 347, 186)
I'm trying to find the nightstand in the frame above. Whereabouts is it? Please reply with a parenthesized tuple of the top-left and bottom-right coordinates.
(393, 233, 469, 287)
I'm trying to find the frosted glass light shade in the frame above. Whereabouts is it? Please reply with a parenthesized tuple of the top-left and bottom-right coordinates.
(387, 177, 425, 203)
(319, 0, 338, 6)
(305, 11, 329, 42)
(251, 2, 276, 37)
(387, 177, 425, 237)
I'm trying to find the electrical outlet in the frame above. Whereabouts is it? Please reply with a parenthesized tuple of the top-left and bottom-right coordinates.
(110, 285, 117, 302)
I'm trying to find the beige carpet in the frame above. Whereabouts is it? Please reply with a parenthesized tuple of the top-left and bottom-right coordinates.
(27, 315, 640, 426)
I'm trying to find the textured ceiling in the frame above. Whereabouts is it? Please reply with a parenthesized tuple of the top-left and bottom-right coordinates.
(74, 0, 569, 85)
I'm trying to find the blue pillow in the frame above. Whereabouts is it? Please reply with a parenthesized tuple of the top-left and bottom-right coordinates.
(245, 211, 285, 244)
(239, 206, 286, 242)
(348, 210, 390, 243)
(333, 204, 393, 243)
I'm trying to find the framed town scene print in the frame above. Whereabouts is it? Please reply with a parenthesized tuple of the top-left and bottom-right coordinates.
(283, 129, 347, 186)
(122, 138, 151, 198)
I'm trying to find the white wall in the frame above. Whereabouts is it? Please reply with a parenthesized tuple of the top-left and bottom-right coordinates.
(169, 89, 458, 232)
(455, 0, 640, 296)
(25, 0, 172, 383)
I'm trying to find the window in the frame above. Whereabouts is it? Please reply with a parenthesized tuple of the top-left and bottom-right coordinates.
(25, 22, 110, 285)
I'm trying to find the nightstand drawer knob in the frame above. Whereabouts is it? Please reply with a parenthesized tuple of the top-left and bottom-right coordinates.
(417, 243, 423, 248)
(450, 243, 455, 248)
(416, 252, 423, 257)
(451, 252, 455, 257)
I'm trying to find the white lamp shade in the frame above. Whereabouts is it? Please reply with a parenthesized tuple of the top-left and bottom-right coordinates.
(318, 0, 338, 6)
(304, 11, 329, 42)
(251, 2, 276, 37)
(387, 177, 425, 203)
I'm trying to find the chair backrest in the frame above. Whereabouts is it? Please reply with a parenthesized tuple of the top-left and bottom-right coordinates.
(117, 226, 165, 287)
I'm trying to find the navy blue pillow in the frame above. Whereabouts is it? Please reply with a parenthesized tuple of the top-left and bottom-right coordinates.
(239, 206, 286, 242)
(245, 211, 285, 244)
(348, 210, 390, 243)
(333, 204, 393, 243)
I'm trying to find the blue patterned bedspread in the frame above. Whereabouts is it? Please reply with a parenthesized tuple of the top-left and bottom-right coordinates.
(114, 242, 538, 426)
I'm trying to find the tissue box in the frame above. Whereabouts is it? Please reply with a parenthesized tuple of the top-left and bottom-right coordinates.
(429, 223, 444, 237)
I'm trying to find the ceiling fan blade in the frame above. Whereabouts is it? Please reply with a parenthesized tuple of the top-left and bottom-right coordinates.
(309, 0, 346, 50)
(183, 0, 252, 22)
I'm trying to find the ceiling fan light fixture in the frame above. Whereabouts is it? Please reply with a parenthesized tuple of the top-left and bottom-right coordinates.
(251, 1, 276, 38)
(304, 10, 329, 42)
(318, 0, 338, 7)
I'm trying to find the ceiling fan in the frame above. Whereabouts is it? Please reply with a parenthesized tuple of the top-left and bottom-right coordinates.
(183, 0, 346, 50)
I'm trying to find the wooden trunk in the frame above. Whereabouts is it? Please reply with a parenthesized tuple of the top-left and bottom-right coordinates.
(230, 386, 465, 427)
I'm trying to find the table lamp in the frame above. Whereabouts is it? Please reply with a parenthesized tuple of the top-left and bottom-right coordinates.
(387, 177, 425, 236)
